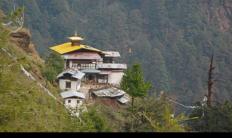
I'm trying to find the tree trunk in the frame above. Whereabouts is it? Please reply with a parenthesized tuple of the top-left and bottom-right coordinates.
(207, 54, 215, 107)
(131, 96, 134, 112)
(131, 96, 135, 131)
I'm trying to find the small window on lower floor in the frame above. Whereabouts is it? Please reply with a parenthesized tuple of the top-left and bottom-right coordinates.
(65, 81, 71, 89)
(77, 100, 80, 104)
(68, 100, 71, 103)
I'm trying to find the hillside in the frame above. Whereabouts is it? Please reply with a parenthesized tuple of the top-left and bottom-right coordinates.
(2, 1, 232, 132)
(0, 30, 67, 131)
(0, 18, 133, 131)
(1, 0, 232, 105)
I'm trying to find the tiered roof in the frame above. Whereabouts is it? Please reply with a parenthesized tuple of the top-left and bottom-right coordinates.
(50, 34, 102, 54)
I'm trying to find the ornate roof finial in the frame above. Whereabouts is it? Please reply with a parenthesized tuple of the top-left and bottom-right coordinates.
(68, 30, 84, 46)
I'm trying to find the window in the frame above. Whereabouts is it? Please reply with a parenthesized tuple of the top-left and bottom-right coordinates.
(65, 81, 71, 89)
(80, 64, 95, 69)
(77, 100, 80, 104)
(71, 63, 79, 69)
(68, 100, 71, 103)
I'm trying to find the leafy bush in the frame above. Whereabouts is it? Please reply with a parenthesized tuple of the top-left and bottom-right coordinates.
(42, 52, 64, 84)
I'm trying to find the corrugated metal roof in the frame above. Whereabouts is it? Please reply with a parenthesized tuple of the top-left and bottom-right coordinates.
(99, 71, 112, 75)
(57, 69, 85, 80)
(117, 93, 130, 104)
(81, 69, 101, 74)
(60, 90, 85, 99)
(72, 72, 85, 79)
(92, 87, 125, 98)
(50, 42, 102, 54)
(103, 51, 120, 57)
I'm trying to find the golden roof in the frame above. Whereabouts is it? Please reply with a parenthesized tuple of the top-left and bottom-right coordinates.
(50, 42, 102, 54)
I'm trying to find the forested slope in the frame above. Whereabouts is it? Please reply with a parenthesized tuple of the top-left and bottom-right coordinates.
(0, 11, 97, 131)
(1, 0, 232, 104)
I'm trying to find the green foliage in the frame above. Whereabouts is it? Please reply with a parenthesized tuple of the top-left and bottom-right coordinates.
(42, 52, 64, 84)
(148, 48, 171, 92)
(1, 0, 232, 104)
(1, 1, 232, 132)
(79, 97, 186, 132)
(0, 50, 64, 131)
(121, 63, 151, 118)
(189, 101, 232, 132)
(78, 107, 111, 132)
(0, 20, 78, 131)
(121, 64, 151, 98)
(4, 7, 24, 24)
(0, 12, 9, 48)
(42, 66, 57, 83)
(121, 64, 151, 130)
(0, 27, 8, 48)
(141, 107, 185, 132)
(123, 96, 186, 132)
(0, 30, 111, 132)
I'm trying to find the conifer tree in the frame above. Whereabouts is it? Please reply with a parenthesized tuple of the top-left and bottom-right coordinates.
(121, 64, 151, 112)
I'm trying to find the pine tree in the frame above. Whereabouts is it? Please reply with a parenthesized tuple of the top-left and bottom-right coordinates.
(121, 64, 151, 111)
(121, 64, 151, 131)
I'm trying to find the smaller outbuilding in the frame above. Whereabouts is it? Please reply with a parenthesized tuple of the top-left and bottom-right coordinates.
(57, 69, 85, 91)
(60, 90, 85, 109)
(91, 87, 130, 104)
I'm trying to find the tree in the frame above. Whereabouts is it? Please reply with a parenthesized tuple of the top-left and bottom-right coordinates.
(148, 48, 170, 92)
(140, 105, 186, 132)
(121, 64, 151, 112)
(123, 96, 186, 132)
(189, 101, 232, 132)
(207, 54, 215, 107)
(42, 52, 64, 84)
(121, 64, 151, 131)
(77, 107, 111, 132)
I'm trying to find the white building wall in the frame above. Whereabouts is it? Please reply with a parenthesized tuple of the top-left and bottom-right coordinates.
(64, 98, 83, 109)
(59, 79, 81, 91)
(108, 72, 124, 85)
(59, 79, 66, 90)
(98, 78, 107, 83)
(69, 60, 73, 69)
(72, 80, 81, 90)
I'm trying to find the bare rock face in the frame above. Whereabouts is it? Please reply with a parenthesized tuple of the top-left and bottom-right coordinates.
(10, 30, 31, 51)
(201, 0, 232, 32)
(9, 29, 39, 56)
(217, 1, 232, 32)
(217, 7, 231, 32)
(224, 0, 232, 16)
